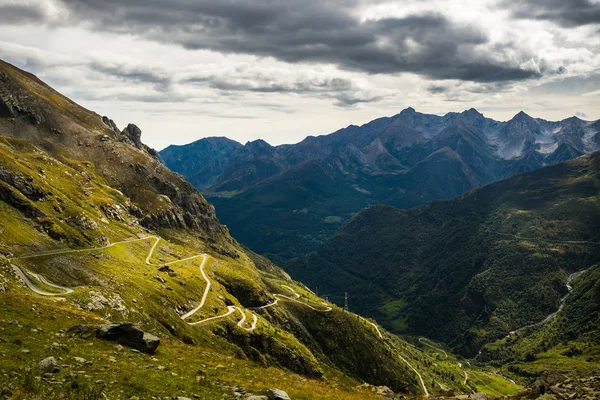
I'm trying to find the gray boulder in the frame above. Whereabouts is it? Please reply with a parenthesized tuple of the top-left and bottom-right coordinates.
(37, 356, 59, 374)
(68, 322, 160, 354)
(267, 389, 291, 400)
(97, 322, 160, 354)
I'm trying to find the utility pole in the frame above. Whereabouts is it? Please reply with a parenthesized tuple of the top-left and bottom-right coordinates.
(344, 292, 349, 312)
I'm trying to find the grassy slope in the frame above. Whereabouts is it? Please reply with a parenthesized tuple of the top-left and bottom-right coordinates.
(286, 152, 600, 361)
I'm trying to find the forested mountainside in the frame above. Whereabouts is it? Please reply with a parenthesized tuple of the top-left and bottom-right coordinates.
(287, 151, 600, 366)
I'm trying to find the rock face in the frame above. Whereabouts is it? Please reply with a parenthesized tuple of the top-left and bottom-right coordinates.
(267, 389, 291, 400)
(68, 322, 160, 354)
(122, 124, 142, 149)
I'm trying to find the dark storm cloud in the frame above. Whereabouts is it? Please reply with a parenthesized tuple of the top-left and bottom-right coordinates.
(10, 0, 543, 83)
(186, 75, 381, 106)
(505, 0, 600, 27)
(0, 3, 46, 25)
(89, 62, 172, 88)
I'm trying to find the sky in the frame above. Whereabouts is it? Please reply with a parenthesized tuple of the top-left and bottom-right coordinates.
(0, 0, 599, 150)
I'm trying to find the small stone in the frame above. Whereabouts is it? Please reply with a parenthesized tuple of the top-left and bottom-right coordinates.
(73, 357, 86, 364)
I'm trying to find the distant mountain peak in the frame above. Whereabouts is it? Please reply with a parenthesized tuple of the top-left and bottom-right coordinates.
(514, 110, 532, 120)
(245, 138, 272, 147)
(463, 108, 482, 116)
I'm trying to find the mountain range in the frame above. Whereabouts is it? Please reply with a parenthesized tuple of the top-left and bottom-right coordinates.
(161, 107, 600, 263)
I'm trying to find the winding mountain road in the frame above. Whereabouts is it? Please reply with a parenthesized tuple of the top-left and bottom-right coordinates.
(252, 285, 332, 312)
(9, 234, 435, 395)
(10, 264, 74, 296)
(358, 316, 429, 397)
(419, 338, 448, 358)
(11, 235, 329, 332)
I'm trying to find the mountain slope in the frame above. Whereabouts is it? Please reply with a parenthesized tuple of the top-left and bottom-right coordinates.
(0, 59, 499, 399)
(286, 151, 600, 360)
(162, 108, 600, 263)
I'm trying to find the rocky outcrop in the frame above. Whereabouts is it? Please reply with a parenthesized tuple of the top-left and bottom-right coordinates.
(0, 167, 48, 201)
(0, 70, 43, 124)
(0, 180, 45, 218)
(102, 116, 120, 135)
(122, 124, 142, 149)
(68, 322, 160, 354)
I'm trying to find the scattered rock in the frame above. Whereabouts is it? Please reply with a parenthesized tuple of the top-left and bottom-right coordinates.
(37, 356, 60, 374)
(267, 389, 291, 400)
(155, 275, 167, 283)
(532, 372, 568, 395)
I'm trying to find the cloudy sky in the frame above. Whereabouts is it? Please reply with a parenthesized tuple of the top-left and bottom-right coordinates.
(0, 0, 599, 150)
